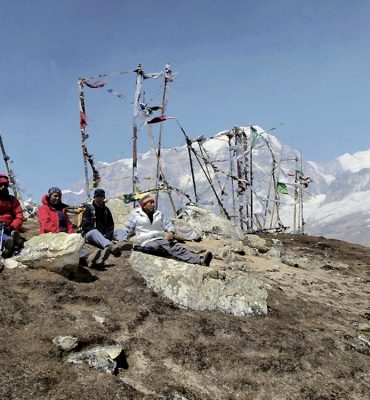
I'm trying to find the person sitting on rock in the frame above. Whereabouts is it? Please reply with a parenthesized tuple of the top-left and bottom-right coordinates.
(37, 187, 109, 268)
(0, 173, 24, 258)
(116, 193, 212, 266)
(81, 188, 126, 260)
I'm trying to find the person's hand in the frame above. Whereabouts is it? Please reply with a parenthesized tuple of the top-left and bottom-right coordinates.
(165, 231, 175, 241)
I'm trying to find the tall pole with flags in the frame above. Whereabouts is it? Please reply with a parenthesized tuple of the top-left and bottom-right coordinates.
(132, 64, 144, 201)
(0, 134, 19, 198)
(78, 79, 91, 202)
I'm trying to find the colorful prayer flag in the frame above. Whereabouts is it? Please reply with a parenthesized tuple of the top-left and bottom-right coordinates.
(277, 182, 289, 195)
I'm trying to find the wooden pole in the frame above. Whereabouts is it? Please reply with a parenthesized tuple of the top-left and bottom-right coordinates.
(132, 64, 143, 203)
(226, 131, 237, 222)
(0, 134, 19, 198)
(293, 157, 298, 232)
(78, 79, 91, 202)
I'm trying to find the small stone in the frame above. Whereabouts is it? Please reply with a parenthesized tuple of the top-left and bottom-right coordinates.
(93, 315, 106, 324)
(166, 393, 189, 400)
(53, 335, 78, 351)
(358, 323, 370, 332)
(4, 259, 27, 269)
(67, 345, 123, 374)
(271, 239, 282, 247)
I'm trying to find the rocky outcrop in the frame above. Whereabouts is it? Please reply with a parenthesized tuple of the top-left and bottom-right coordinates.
(106, 198, 132, 227)
(176, 205, 244, 240)
(5, 233, 84, 274)
(129, 251, 267, 316)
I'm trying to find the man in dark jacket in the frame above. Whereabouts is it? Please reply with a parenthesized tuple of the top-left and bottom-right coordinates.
(81, 188, 124, 258)
(0, 173, 24, 258)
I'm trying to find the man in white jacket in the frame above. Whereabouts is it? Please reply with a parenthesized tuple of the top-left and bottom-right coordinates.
(116, 194, 212, 266)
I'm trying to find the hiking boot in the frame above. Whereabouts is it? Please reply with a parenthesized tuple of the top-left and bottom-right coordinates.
(200, 251, 212, 267)
(116, 240, 133, 251)
(11, 230, 24, 250)
(2, 237, 15, 259)
(86, 248, 102, 268)
(96, 246, 111, 265)
(110, 243, 122, 258)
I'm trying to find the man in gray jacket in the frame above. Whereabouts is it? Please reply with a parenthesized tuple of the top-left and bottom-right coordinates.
(116, 194, 212, 266)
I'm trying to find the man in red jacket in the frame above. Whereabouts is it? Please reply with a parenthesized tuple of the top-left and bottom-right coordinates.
(38, 187, 74, 234)
(0, 174, 24, 258)
(37, 187, 109, 268)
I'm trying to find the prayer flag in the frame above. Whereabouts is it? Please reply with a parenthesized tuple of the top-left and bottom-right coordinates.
(277, 182, 289, 195)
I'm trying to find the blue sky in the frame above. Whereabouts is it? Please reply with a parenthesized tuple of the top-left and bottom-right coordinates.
(0, 0, 369, 201)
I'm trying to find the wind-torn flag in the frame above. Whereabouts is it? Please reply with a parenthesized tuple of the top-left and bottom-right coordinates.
(80, 111, 87, 130)
(81, 79, 107, 88)
(146, 115, 170, 124)
(277, 182, 289, 195)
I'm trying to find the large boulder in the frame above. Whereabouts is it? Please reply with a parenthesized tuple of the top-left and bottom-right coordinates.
(130, 251, 267, 316)
(106, 198, 132, 227)
(7, 233, 84, 274)
(176, 205, 244, 240)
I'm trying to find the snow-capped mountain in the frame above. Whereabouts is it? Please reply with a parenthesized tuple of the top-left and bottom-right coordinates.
(63, 126, 370, 247)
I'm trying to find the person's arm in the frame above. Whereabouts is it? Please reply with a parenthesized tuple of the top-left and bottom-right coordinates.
(37, 205, 54, 233)
(160, 213, 176, 240)
(11, 197, 23, 231)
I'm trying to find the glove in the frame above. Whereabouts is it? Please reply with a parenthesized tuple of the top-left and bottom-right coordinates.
(4, 226, 13, 234)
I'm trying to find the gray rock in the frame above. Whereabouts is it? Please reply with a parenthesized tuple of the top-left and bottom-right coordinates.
(281, 255, 315, 270)
(321, 262, 349, 271)
(166, 393, 189, 400)
(271, 238, 282, 247)
(130, 252, 267, 316)
(53, 336, 78, 351)
(214, 240, 245, 260)
(265, 247, 281, 259)
(4, 259, 27, 269)
(93, 315, 106, 324)
(11, 233, 84, 274)
(244, 234, 268, 251)
(174, 226, 202, 241)
(351, 335, 370, 354)
(243, 246, 259, 256)
(67, 345, 123, 374)
(106, 199, 132, 227)
(176, 205, 244, 240)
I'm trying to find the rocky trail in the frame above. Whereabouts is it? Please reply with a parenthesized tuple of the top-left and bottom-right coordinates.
(0, 219, 369, 400)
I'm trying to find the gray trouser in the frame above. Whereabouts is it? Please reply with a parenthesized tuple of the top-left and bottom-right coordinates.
(85, 229, 111, 249)
(142, 239, 201, 264)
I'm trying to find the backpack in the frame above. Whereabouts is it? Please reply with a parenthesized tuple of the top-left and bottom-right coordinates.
(76, 203, 96, 233)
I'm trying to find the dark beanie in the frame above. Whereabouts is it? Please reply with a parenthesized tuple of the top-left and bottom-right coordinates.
(94, 188, 105, 197)
(48, 187, 62, 196)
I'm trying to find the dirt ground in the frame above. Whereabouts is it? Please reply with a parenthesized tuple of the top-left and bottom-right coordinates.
(0, 220, 369, 400)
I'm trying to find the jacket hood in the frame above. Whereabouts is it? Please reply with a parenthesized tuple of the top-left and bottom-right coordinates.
(41, 194, 68, 209)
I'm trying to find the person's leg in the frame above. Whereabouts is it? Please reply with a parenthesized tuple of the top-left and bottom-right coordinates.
(85, 229, 111, 249)
(1, 233, 15, 258)
(151, 239, 202, 264)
